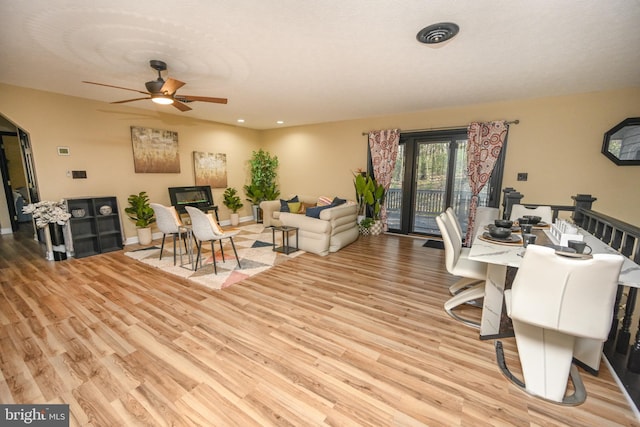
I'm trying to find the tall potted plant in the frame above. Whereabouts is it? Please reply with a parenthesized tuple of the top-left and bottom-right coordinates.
(125, 191, 155, 245)
(223, 187, 243, 226)
(368, 179, 386, 235)
(244, 149, 280, 222)
(353, 171, 386, 234)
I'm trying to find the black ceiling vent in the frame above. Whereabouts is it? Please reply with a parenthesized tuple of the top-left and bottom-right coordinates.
(416, 22, 459, 45)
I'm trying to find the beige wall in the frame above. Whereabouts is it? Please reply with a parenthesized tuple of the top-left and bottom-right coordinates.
(1, 83, 639, 240)
(262, 87, 640, 225)
(0, 83, 261, 239)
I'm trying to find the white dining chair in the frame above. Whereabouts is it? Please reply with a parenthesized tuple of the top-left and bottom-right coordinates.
(445, 206, 498, 295)
(150, 203, 189, 265)
(471, 206, 500, 244)
(496, 244, 624, 405)
(436, 212, 488, 328)
(509, 204, 553, 223)
(185, 206, 241, 273)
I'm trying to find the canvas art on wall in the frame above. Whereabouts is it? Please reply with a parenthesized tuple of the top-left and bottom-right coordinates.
(131, 126, 180, 173)
(193, 152, 227, 188)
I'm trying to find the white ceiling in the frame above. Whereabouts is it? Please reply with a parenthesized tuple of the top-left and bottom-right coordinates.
(1, 1, 639, 130)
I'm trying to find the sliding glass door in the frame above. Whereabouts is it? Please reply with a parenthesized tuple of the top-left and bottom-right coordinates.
(386, 129, 504, 237)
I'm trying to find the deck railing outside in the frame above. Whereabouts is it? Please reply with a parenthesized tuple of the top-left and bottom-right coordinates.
(385, 188, 488, 234)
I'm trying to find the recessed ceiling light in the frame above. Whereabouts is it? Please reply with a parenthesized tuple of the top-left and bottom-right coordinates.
(276, 120, 284, 125)
(237, 119, 245, 123)
(416, 22, 459, 45)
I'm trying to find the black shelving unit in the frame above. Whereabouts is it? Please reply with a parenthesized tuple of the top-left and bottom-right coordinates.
(66, 197, 123, 258)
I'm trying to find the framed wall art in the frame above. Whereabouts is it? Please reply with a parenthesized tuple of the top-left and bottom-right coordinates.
(193, 152, 227, 188)
(130, 126, 180, 173)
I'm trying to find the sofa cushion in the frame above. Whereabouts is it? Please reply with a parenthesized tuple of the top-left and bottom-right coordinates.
(306, 204, 333, 218)
(332, 196, 347, 206)
(280, 195, 299, 212)
(317, 196, 332, 206)
(299, 202, 315, 214)
(287, 201, 301, 213)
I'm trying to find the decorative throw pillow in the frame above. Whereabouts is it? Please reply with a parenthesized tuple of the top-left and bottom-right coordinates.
(305, 204, 333, 219)
(317, 196, 332, 206)
(332, 197, 347, 206)
(287, 201, 301, 213)
(206, 213, 224, 235)
(280, 195, 299, 212)
(299, 202, 315, 215)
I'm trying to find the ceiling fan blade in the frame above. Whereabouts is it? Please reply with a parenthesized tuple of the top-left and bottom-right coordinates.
(176, 95, 228, 104)
(172, 100, 192, 112)
(83, 81, 150, 95)
(110, 97, 152, 104)
(161, 78, 186, 95)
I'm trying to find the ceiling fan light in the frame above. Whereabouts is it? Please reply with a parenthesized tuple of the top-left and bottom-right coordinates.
(152, 95, 173, 105)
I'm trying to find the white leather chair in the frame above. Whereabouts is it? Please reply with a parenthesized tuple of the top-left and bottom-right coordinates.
(470, 206, 500, 244)
(437, 212, 488, 328)
(509, 204, 553, 223)
(150, 203, 189, 265)
(185, 206, 241, 273)
(445, 206, 498, 295)
(496, 245, 624, 405)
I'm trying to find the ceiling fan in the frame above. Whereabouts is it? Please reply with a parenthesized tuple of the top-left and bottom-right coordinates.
(83, 60, 227, 112)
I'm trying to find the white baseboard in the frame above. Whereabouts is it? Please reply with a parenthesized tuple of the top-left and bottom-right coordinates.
(1, 227, 13, 235)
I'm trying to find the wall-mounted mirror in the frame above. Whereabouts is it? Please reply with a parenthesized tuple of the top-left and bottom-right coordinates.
(602, 117, 640, 166)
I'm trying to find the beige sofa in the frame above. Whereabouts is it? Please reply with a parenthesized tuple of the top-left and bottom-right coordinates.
(260, 195, 359, 256)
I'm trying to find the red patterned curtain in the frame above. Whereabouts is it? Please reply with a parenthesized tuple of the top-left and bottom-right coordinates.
(368, 129, 400, 231)
(464, 121, 508, 244)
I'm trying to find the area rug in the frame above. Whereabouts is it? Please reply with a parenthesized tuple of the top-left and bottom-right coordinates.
(124, 223, 304, 290)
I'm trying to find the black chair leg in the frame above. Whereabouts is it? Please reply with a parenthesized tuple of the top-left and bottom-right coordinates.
(210, 241, 218, 274)
(172, 234, 177, 265)
(194, 241, 202, 271)
(230, 237, 241, 269)
(218, 239, 225, 262)
(159, 234, 167, 260)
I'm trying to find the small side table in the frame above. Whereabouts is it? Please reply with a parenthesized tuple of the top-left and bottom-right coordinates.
(272, 226, 299, 254)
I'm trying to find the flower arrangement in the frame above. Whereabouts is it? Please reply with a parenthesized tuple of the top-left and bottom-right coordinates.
(22, 200, 71, 229)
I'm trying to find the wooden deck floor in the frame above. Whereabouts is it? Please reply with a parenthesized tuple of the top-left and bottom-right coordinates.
(0, 226, 638, 426)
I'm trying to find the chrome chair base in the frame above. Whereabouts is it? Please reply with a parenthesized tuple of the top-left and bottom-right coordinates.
(495, 341, 586, 406)
(444, 285, 485, 329)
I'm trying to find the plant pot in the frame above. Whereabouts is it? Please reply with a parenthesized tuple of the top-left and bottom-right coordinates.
(370, 220, 383, 236)
(230, 213, 239, 226)
(137, 227, 152, 245)
(49, 223, 67, 261)
(359, 225, 370, 236)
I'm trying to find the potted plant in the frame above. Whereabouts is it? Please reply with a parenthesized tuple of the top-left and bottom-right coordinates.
(244, 148, 280, 222)
(223, 187, 243, 226)
(358, 217, 374, 236)
(354, 171, 386, 235)
(353, 171, 372, 222)
(124, 191, 155, 245)
(22, 199, 72, 260)
(369, 179, 386, 235)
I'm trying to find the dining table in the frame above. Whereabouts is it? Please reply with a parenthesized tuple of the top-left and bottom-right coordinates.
(467, 221, 640, 372)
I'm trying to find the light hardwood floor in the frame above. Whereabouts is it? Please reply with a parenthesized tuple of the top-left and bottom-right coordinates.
(1, 226, 639, 426)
